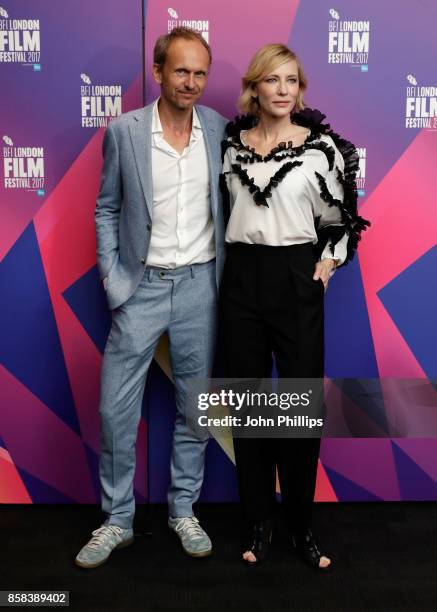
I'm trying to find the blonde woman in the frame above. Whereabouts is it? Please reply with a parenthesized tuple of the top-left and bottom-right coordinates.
(220, 44, 369, 569)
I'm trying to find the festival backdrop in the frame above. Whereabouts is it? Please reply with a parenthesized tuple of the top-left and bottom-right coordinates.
(1, 0, 436, 505)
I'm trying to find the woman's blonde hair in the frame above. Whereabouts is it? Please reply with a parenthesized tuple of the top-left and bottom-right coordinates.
(238, 44, 307, 116)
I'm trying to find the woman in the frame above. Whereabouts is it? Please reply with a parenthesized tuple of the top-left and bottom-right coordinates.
(220, 44, 369, 569)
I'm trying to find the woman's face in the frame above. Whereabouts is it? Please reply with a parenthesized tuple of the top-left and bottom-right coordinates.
(254, 59, 300, 119)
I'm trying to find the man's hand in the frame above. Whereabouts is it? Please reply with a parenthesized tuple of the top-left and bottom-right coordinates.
(313, 258, 337, 290)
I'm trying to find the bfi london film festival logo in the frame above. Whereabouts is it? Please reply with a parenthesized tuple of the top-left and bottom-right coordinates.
(356, 146, 366, 197)
(0, 6, 41, 70)
(2, 135, 45, 195)
(405, 75, 437, 129)
(80, 74, 122, 128)
(327, 8, 369, 71)
(167, 7, 209, 42)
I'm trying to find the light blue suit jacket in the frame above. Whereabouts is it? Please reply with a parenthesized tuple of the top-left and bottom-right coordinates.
(95, 101, 228, 310)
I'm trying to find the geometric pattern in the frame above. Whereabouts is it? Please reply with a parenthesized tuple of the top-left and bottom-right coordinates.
(378, 245, 437, 379)
(63, 265, 111, 355)
(391, 441, 437, 501)
(323, 466, 383, 502)
(0, 222, 79, 434)
(1, 0, 144, 504)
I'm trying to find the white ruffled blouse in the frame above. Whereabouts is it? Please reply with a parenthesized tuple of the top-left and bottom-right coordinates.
(222, 130, 349, 265)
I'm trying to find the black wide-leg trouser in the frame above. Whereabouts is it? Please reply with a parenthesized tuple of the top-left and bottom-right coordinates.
(221, 242, 324, 534)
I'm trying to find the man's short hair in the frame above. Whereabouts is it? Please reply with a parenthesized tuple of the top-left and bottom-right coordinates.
(153, 27, 212, 69)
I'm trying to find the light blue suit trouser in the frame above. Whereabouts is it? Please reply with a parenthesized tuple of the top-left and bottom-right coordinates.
(99, 259, 217, 528)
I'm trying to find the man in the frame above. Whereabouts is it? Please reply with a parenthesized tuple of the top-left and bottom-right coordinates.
(75, 27, 227, 569)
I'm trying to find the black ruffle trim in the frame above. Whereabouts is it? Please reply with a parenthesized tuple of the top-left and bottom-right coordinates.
(292, 108, 329, 133)
(233, 140, 335, 169)
(315, 172, 343, 210)
(223, 114, 335, 169)
(314, 224, 348, 258)
(314, 170, 370, 263)
(231, 161, 303, 207)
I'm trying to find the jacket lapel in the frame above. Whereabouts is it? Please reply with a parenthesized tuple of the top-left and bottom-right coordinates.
(128, 105, 153, 220)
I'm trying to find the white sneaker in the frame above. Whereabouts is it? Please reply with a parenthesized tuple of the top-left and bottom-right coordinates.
(75, 524, 134, 569)
(168, 516, 212, 557)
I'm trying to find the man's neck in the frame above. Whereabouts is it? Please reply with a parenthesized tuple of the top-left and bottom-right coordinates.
(157, 97, 193, 136)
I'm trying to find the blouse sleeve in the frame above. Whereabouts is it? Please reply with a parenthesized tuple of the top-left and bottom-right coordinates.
(318, 143, 348, 266)
(311, 136, 370, 267)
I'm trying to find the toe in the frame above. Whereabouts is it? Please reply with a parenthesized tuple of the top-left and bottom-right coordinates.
(319, 555, 331, 569)
(243, 551, 257, 563)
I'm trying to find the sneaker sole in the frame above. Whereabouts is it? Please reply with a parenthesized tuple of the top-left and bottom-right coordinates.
(169, 527, 212, 558)
(74, 536, 134, 569)
(184, 547, 212, 558)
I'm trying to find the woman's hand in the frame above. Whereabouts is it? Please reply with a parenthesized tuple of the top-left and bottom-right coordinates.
(313, 258, 337, 290)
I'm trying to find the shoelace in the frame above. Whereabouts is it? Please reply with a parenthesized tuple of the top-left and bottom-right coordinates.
(174, 517, 204, 540)
(87, 525, 123, 549)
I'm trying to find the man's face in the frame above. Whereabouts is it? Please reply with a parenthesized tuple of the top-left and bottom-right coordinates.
(153, 38, 210, 111)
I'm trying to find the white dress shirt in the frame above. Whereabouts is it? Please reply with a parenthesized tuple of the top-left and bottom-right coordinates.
(146, 99, 215, 269)
(223, 131, 348, 265)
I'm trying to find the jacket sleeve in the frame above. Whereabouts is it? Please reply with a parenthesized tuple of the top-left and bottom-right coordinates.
(94, 122, 122, 281)
(219, 138, 234, 227)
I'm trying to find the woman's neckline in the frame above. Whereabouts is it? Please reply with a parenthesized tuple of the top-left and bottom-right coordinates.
(239, 126, 314, 160)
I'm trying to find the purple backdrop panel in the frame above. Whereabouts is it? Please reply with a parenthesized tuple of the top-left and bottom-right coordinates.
(144, 0, 300, 115)
(1, 0, 143, 502)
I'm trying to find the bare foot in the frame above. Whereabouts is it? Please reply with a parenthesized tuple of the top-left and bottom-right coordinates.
(242, 550, 257, 563)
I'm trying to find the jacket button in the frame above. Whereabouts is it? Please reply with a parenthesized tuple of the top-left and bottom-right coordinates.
(147, 224, 152, 231)
(140, 257, 146, 265)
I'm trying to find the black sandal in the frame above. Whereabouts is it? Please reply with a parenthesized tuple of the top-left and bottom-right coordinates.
(242, 519, 273, 565)
(291, 529, 332, 570)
